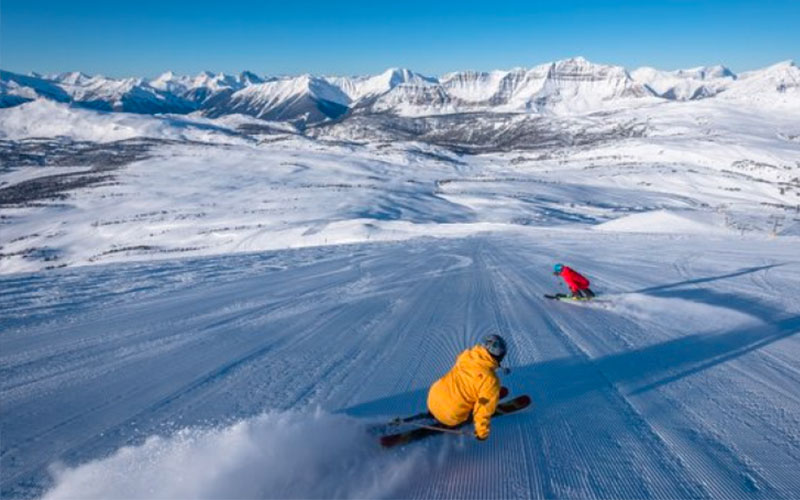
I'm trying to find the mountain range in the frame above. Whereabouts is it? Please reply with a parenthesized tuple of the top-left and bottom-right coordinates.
(1, 57, 798, 125)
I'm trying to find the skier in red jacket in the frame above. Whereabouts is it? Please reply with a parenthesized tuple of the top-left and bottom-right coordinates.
(553, 264, 595, 299)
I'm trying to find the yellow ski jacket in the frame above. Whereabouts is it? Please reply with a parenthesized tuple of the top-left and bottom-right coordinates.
(427, 345, 501, 440)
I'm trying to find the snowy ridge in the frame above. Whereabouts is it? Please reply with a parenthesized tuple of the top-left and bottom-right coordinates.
(59, 75, 197, 114)
(630, 65, 736, 100)
(204, 75, 350, 122)
(2, 57, 799, 123)
(720, 60, 800, 107)
(150, 70, 266, 106)
(0, 70, 71, 106)
(370, 83, 457, 115)
(532, 57, 656, 113)
(48, 71, 93, 86)
(327, 67, 437, 102)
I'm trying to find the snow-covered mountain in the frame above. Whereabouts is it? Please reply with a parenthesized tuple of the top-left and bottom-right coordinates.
(519, 57, 655, 112)
(327, 67, 437, 104)
(48, 71, 94, 86)
(364, 58, 656, 115)
(149, 70, 266, 106)
(1, 58, 798, 123)
(720, 60, 800, 107)
(630, 64, 736, 100)
(204, 74, 350, 123)
(444, 57, 652, 110)
(58, 75, 197, 114)
(0, 70, 71, 107)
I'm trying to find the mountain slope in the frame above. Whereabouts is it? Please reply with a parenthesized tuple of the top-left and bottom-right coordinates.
(1, 58, 799, 124)
(327, 67, 437, 104)
(59, 75, 197, 113)
(0, 71, 71, 106)
(721, 60, 800, 107)
(436, 57, 656, 113)
(631, 65, 736, 100)
(203, 75, 350, 122)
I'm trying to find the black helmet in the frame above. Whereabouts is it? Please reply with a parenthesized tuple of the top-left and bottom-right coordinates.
(481, 334, 507, 362)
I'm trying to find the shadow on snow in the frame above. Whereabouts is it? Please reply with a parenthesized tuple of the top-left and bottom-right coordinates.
(345, 313, 800, 419)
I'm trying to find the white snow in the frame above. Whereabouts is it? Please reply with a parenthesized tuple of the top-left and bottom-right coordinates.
(2, 233, 799, 499)
(2, 92, 799, 274)
(327, 68, 436, 103)
(721, 60, 800, 108)
(2, 56, 800, 500)
(4, 57, 799, 120)
(631, 65, 735, 100)
(237, 74, 349, 107)
(49, 72, 93, 86)
(375, 57, 659, 115)
(0, 99, 247, 143)
(594, 210, 731, 234)
(440, 69, 510, 102)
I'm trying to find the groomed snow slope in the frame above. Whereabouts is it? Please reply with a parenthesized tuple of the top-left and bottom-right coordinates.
(2, 231, 800, 499)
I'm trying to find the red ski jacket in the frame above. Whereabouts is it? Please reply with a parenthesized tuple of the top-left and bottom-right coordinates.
(559, 266, 590, 292)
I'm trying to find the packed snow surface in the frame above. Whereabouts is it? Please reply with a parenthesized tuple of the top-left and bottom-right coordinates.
(2, 233, 800, 499)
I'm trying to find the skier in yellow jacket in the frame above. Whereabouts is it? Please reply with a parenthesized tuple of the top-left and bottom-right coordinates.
(427, 334, 507, 440)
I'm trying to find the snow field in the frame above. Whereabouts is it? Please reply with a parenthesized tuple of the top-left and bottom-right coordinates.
(2, 105, 798, 275)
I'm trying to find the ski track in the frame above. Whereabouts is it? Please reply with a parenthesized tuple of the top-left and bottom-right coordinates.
(2, 232, 800, 499)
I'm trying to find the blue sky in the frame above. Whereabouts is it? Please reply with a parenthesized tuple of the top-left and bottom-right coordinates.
(1, 0, 797, 77)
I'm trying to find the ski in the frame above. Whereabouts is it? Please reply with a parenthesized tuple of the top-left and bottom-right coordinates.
(544, 293, 593, 302)
(379, 394, 531, 448)
(382, 387, 509, 428)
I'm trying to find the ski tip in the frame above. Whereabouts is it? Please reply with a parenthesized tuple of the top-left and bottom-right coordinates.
(380, 434, 407, 448)
(505, 394, 531, 407)
(379, 436, 396, 448)
(495, 394, 532, 415)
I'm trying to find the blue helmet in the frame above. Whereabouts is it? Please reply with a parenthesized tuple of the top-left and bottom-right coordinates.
(481, 334, 507, 362)
(554, 263, 564, 273)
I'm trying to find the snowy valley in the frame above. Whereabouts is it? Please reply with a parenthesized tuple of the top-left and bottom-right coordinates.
(1, 57, 800, 499)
